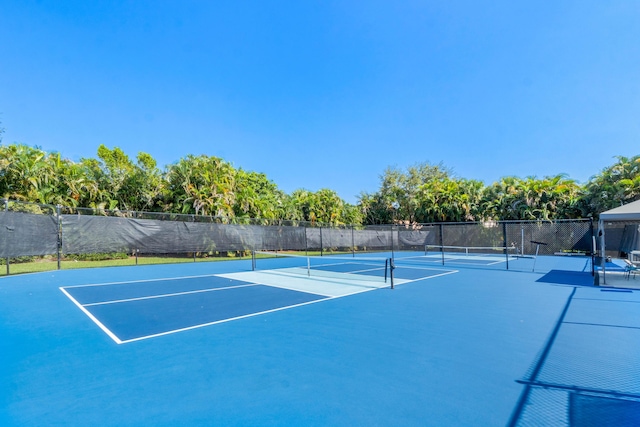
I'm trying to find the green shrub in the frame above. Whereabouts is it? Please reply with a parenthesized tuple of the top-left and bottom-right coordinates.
(64, 252, 129, 261)
(0, 256, 37, 265)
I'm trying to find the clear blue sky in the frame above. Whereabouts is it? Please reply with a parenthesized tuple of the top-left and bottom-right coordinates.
(1, 1, 638, 204)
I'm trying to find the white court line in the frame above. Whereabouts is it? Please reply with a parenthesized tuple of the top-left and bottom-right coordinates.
(220, 270, 396, 298)
(60, 280, 331, 345)
(118, 297, 332, 344)
(59, 287, 123, 344)
(62, 266, 458, 344)
(409, 269, 459, 281)
(122, 264, 406, 344)
(81, 283, 258, 306)
(62, 273, 224, 289)
(390, 267, 459, 285)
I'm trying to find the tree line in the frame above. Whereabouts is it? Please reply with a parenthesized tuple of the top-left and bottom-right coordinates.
(0, 141, 638, 225)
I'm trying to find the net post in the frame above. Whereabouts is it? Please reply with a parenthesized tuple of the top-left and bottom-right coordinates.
(385, 258, 388, 283)
(251, 250, 256, 271)
(306, 256, 311, 276)
(503, 221, 509, 270)
(389, 258, 395, 289)
(135, 249, 139, 265)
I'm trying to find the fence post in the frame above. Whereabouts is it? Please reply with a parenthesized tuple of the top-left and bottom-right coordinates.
(4, 199, 8, 275)
(390, 224, 395, 259)
(351, 225, 355, 257)
(319, 226, 323, 256)
(439, 223, 445, 266)
(56, 205, 62, 270)
(502, 221, 509, 270)
(589, 218, 595, 277)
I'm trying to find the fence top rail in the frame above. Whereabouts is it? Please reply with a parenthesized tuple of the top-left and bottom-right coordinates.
(2, 199, 593, 227)
(409, 218, 593, 226)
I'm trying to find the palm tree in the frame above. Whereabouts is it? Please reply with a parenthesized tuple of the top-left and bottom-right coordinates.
(584, 155, 640, 215)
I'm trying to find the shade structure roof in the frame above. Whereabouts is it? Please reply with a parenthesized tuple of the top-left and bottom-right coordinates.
(600, 199, 640, 221)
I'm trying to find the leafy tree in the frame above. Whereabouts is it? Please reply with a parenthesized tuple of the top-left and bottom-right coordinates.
(367, 162, 453, 224)
(78, 145, 162, 211)
(415, 177, 485, 222)
(60, 159, 103, 208)
(583, 155, 640, 215)
(290, 188, 360, 225)
(0, 144, 60, 204)
(233, 170, 290, 220)
(1, 138, 636, 226)
(164, 154, 237, 216)
(357, 192, 390, 225)
(482, 175, 582, 220)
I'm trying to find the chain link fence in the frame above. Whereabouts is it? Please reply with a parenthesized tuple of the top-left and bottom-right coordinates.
(0, 199, 595, 274)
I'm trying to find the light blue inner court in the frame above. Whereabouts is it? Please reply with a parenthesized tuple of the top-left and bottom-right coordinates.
(1, 255, 638, 426)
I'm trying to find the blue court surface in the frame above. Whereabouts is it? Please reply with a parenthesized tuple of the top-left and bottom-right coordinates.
(1, 255, 639, 426)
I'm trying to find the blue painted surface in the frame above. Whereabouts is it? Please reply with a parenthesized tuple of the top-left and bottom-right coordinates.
(536, 270, 595, 287)
(63, 275, 248, 305)
(87, 283, 327, 342)
(392, 265, 456, 280)
(0, 257, 638, 426)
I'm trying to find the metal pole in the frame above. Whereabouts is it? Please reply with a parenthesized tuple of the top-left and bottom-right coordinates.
(599, 219, 606, 285)
(319, 226, 323, 256)
(56, 205, 61, 270)
(503, 221, 509, 270)
(390, 225, 395, 259)
(351, 225, 355, 257)
(4, 199, 8, 275)
(589, 218, 595, 277)
(439, 223, 445, 266)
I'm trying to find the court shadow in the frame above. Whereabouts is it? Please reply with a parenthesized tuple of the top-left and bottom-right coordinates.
(536, 270, 596, 287)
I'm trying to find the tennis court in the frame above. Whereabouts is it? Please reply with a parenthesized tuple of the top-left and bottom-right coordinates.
(2, 253, 639, 426)
(58, 253, 450, 344)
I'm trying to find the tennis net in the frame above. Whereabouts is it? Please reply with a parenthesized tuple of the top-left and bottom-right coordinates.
(425, 244, 517, 258)
(252, 251, 390, 284)
(393, 244, 517, 267)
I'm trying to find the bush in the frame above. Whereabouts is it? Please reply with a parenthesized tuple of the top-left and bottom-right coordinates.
(0, 256, 37, 265)
(64, 252, 129, 261)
